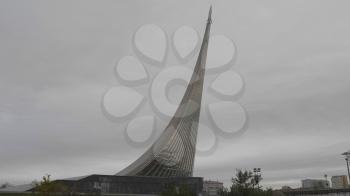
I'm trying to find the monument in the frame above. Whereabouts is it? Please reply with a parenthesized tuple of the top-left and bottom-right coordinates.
(29, 7, 213, 195)
(117, 6, 212, 178)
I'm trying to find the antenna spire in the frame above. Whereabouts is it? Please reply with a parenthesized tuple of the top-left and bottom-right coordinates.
(208, 5, 212, 24)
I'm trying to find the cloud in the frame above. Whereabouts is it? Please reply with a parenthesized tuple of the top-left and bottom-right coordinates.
(1, 0, 350, 189)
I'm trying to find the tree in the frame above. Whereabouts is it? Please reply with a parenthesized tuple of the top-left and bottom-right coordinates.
(233, 169, 254, 189)
(230, 169, 254, 196)
(219, 169, 272, 196)
(218, 187, 230, 196)
(34, 174, 69, 196)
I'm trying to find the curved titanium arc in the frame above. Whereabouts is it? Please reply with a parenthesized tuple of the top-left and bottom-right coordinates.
(116, 7, 212, 177)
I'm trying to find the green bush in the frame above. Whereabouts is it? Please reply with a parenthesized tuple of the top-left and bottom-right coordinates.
(219, 169, 272, 196)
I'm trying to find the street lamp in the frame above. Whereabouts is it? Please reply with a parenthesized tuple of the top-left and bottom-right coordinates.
(341, 151, 350, 183)
(253, 168, 262, 189)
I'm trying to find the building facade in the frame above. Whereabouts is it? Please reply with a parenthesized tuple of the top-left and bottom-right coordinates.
(203, 180, 224, 196)
(283, 188, 350, 196)
(302, 179, 330, 189)
(53, 175, 203, 195)
(331, 175, 349, 189)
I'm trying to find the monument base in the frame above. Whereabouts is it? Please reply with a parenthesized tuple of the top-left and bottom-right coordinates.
(55, 175, 203, 195)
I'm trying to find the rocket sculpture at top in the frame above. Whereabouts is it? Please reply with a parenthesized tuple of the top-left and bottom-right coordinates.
(117, 7, 212, 177)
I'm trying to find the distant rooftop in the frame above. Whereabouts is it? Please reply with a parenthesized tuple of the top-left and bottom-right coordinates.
(0, 184, 34, 193)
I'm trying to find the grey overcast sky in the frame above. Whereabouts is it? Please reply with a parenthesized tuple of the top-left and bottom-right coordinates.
(1, 0, 350, 189)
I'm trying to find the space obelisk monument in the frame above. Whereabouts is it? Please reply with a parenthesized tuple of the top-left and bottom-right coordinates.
(117, 6, 212, 177)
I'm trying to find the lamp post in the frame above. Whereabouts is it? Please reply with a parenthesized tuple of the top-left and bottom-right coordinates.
(253, 168, 262, 190)
(341, 151, 350, 183)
